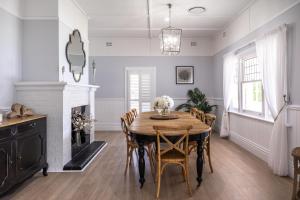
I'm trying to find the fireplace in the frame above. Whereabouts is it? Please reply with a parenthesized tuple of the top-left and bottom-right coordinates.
(71, 105, 90, 158)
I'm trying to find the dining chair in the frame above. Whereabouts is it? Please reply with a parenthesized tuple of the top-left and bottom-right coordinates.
(195, 109, 206, 122)
(121, 115, 155, 176)
(126, 111, 135, 125)
(131, 108, 138, 118)
(188, 110, 216, 173)
(153, 125, 193, 198)
(190, 107, 198, 117)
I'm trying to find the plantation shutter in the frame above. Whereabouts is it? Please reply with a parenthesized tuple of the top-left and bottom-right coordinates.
(126, 67, 156, 113)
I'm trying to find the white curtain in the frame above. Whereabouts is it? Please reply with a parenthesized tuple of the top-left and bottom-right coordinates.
(256, 25, 288, 176)
(220, 53, 238, 137)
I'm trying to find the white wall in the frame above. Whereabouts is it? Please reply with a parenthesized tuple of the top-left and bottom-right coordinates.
(90, 37, 214, 57)
(58, 0, 89, 84)
(0, 3, 22, 109)
(213, 0, 300, 53)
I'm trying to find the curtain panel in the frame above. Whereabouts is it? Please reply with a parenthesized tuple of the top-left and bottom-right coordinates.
(220, 53, 238, 137)
(256, 25, 288, 176)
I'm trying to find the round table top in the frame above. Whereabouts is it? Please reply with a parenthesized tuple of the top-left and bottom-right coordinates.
(129, 111, 211, 136)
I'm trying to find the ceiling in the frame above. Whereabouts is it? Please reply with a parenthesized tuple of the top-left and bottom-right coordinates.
(75, 0, 255, 38)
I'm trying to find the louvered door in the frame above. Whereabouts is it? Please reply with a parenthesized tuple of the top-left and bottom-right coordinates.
(126, 67, 156, 113)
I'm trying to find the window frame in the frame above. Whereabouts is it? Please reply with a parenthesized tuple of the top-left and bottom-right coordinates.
(124, 67, 156, 113)
(231, 48, 266, 118)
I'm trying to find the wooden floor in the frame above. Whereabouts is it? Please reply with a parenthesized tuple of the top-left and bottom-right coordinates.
(4, 131, 292, 200)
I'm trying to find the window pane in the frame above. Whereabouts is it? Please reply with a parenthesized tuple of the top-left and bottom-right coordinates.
(242, 81, 263, 113)
(129, 74, 139, 100)
(141, 102, 151, 112)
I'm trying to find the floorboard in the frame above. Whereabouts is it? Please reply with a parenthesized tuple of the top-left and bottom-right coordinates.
(3, 131, 292, 200)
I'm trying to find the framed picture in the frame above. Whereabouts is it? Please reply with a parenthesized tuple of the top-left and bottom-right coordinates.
(176, 66, 194, 84)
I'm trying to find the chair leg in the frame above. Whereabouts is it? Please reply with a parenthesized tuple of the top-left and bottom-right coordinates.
(129, 148, 134, 166)
(124, 145, 130, 175)
(206, 138, 213, 173)
(184, 161, 192, 196)
(181, 166, 186, 182)
(156, 161, 161, 199)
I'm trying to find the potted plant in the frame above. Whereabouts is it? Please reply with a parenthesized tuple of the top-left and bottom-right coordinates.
(175, 88, 217, 113)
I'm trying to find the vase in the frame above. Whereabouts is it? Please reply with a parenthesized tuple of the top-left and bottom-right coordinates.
(161, 108, 170, 116)
(76, 131, 82, 146)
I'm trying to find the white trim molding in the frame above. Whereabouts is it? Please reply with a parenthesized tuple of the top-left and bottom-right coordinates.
(229, 131, 270, 162)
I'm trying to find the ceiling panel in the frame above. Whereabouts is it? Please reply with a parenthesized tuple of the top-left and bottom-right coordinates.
(75, 0, 254, 38)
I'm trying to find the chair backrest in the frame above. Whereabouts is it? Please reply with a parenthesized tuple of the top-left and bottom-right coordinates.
(190, 108, 198, 117)
(153, 125, 193, 160)
(205, 113, 216, 128)
(131, 108, 138, 118)
(126, 111, 135, 125)
(195, 110, 206, 122)
(121, 115, 131, 142)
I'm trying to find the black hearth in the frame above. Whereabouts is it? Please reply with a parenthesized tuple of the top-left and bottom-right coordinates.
(63, 105, 106, 171)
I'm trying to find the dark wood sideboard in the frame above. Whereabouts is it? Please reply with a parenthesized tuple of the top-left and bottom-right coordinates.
(0, 115, 48, 196)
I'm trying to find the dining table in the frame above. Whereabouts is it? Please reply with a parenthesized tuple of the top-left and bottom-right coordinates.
(129, 111, 211, 188)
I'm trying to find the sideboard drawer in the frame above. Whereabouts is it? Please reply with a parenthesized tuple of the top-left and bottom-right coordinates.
(16, 120, 42, 137)
(0, 126, 17, 141)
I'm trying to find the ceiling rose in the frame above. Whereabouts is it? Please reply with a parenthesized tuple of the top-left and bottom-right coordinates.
(188, 7, 206, 15)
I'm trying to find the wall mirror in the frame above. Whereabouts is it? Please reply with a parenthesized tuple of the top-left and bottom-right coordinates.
(66, 29, 86, 82)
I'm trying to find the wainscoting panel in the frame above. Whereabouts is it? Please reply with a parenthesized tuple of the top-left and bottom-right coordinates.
(95, 98, 125, 131)
(287, 105, 300, 177)
(229, 113, 273, 162)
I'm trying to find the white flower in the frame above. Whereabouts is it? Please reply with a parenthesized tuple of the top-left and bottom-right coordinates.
(153, 95, 174, 109)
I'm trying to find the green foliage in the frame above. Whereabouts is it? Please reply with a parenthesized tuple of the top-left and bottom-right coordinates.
(175, 88, 217, 113)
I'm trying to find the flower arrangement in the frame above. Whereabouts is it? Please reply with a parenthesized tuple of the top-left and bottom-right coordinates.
(72, 110, 93, 132)
(72, 110, 94, 145)
(153, 95, 174, 115)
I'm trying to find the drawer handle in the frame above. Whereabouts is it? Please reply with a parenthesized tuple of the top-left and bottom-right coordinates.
(29, 122, 36, 128)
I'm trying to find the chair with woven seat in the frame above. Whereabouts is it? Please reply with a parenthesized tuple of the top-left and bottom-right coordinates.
(121, 115, 155, 176)
(153, 125, 193, 198)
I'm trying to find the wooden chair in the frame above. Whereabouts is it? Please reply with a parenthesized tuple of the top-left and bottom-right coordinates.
(121, 115, 155, 176)
(153, 125, 193, 198)
(292, 147, 300, 200)
(190, 107, 198, 117)
(126, 111, 135, 125)
(195, 109, 206, 122)
(131, 108, 138, 118)
(188, 110, 216, 173)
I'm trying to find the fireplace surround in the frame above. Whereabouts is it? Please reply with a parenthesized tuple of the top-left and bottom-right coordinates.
(15, 82, 103, 172)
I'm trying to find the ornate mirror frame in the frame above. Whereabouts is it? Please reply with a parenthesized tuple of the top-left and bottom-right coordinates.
(65, 29, 86, 82)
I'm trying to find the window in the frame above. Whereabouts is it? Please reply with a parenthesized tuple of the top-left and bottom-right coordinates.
(126, 67, 156, 113)
(231, 48, 269, 119)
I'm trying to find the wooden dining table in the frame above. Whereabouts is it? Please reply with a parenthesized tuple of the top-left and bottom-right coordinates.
(129, 111, 211, 188)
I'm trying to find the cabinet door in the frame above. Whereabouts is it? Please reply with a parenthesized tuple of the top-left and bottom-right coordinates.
(0, 141, 11, 192)
(16, 133, 44, 177)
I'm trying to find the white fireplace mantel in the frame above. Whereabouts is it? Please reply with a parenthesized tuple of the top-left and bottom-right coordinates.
(15, 81, 99, 172)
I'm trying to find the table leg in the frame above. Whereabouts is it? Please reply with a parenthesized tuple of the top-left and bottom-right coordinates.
(197, 138, 205, 187)
(138, 141, 145, 188)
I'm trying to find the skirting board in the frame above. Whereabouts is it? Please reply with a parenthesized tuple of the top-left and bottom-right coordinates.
(229, 131, 270, 162)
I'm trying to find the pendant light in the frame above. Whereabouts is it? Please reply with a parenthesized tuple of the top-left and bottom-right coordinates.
(159, 3, 182, 56)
